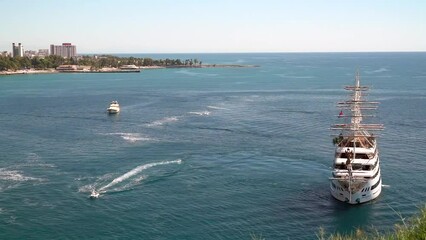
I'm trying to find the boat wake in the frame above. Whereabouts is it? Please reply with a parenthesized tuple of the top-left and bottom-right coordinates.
(188, 111, 210, 116)
(119, 133, 154, 143)
(366, 67, 388, 74)
(207, 105, 229, 110)
(145, 116, 179, 127)
(175, 69, 218, 77)
(0, 168, 44, 192)
(103, 132, 156, 143)
(0, 169, 40, 182)
(81, 159, 182, 198)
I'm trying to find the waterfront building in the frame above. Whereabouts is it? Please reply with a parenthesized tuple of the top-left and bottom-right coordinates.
(56, 65, 78, 71)
(25, 50, 37, 58)
(38, 49, 49, 57)
(12, 43, 24, 57)
(0, 51, 10, 57)
(50, 43, 77, 58)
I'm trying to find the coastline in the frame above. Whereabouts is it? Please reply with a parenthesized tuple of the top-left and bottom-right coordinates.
(0, 64, 259, 76)
(0, 69, 57, 76)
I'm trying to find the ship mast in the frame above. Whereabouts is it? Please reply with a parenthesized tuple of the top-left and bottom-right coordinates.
(331, 71, 384, 138)
(352, 71, 362, 127)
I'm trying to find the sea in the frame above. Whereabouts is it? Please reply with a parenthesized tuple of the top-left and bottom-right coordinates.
(0, 52, 425, 239)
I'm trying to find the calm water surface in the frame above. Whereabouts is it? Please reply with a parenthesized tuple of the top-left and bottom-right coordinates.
(0, 53, 425, 239)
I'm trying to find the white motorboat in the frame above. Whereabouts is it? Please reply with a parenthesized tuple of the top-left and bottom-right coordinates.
(90, 190, 100, 199)
(107, 101, 120, 114)
(119, 65, 140, 72)
(330, 71, 384, 204)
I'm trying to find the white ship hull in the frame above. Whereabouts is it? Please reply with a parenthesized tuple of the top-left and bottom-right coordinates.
(330, 167, 382, 204)
(330, 180, 381, 204)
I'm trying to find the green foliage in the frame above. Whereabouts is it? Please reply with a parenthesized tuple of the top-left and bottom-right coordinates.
(78, 55, 197, 68)
(318, 205, 426, 240)
(0, 55, 202, 71)
(393, 206, 426, 240)
(0, 55, 68, 70)
(0, 57, 16, 71)
(333, 135, 343, 145)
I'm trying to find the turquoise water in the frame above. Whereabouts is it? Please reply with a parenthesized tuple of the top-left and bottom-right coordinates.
(0, 53, 425, 239)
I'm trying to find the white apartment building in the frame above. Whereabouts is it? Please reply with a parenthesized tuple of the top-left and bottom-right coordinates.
(50, 43, 77, 58)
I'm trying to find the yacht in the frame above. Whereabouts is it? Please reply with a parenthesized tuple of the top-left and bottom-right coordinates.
(119, 65, 140, 72)
(107, 101, 120, 114)
(330, 71, 384, 204)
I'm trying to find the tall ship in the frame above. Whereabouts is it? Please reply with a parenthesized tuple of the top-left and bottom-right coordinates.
(330, 71, 384, 204)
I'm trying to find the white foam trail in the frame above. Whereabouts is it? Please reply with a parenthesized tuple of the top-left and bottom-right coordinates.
(121, 134, 153, 143)
(175, 70, 218, 77)
(0, 169, 41, 182)
(110, 176, 147, 192)
(26, 153, 41, 161)
(188, 111, 210, 116)
(366, 67, 388, 73)
(382, 184, 391, 188)
(103, 132, 155, 143)
(78, 184, 96, 193)
(145, 116, 179, 127)
(98, 159, 182, 192)
(207, 106, 229, 110)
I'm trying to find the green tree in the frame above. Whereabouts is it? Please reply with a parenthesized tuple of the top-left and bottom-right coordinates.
(0, 57, 10, 71)
(143, 58, 153, 66)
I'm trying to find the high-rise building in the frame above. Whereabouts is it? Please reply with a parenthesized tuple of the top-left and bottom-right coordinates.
(50, 43, 77, 58)
(38, 49, 49, 57)
(12, 43, 24, 57)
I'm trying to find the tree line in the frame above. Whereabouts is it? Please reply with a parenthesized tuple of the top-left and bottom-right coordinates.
(0, 55, 203, 71)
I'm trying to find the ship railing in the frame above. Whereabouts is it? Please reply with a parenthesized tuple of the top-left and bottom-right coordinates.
(332, 170, 375, 178)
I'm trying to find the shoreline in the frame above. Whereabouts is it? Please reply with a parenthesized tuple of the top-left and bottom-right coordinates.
(0, 64, 259, 76)
(0, 69, 57, 76)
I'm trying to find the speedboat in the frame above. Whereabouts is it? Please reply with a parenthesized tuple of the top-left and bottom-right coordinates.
(90, 190, 100, 199)
(107, 101, 120, 114)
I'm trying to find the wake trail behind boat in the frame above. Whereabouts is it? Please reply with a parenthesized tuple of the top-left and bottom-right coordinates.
(97, 159, 182, 193)
(145, 116, 179, 127)
(207, 106, 229, 110)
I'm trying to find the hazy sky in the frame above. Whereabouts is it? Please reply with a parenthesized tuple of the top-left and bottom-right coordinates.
(1, 0, 425, 53)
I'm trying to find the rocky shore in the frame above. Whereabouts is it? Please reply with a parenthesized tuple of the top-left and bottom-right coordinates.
(0, 69, 57, 75)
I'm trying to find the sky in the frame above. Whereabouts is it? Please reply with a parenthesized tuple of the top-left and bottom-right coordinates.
(1, 0, 425, 53)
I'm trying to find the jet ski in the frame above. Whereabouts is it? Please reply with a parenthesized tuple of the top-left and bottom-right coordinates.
(90, 190, 100, 199)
